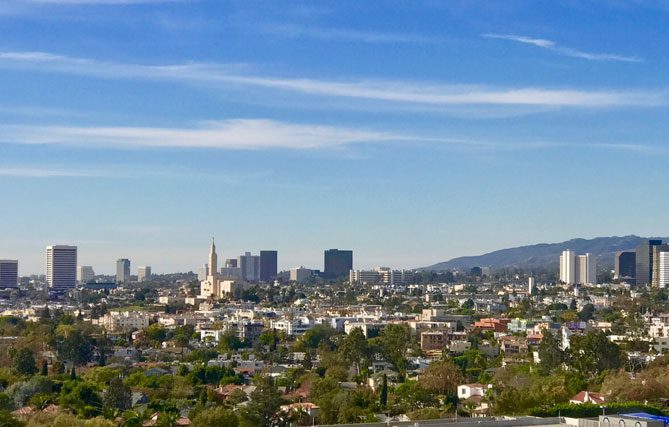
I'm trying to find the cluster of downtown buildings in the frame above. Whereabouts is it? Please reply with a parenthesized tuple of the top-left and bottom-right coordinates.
(197, 240, 414, 299)
(558, 239, 669, 288)
(0, 240, 414, 295)
(0, 245, 152, 292)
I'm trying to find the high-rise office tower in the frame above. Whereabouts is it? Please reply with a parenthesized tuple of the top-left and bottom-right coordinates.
(559, 250, 576, 284)
(260, 250, 278, 282)
(528, 277, 536, 295)
(651, 244, 669, 288)
(576, 254, 596, 285)
(198, 264, 209, 281)
(324, 249, 353, 279)
(46, 245, 77, 290)
(116, 259, 131, 284)
(559, 250, 595, 285)
(658, 252, 669, 289)
(614, 251, 636, 282)
(77, 265, 95, 284)
(636, 239, 663, 286)
(224, 259, 237, 268)
(138, 266, 151, 282)
(0, 260, 18, 288)
(238, 252, 260, 281)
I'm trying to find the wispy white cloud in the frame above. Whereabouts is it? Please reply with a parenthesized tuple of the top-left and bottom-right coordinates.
(0, 167, 100, 177)
(482, 33, 643, 63)
(0, 50, 662, 109)
(0, 119, 399, 150)
(257, 23, 445, 44)
(0, 119, 661, 155)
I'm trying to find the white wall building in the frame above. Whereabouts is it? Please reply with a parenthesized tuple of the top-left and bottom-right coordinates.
(560, 250, 576, 284)
(560, 250, 595, 285)
(458, 383, 492, 400)
(46, 245, 77, 291)
(576, 254, 596, 285)
(99, 311, 150, 332)
(658, 252, 669, 289)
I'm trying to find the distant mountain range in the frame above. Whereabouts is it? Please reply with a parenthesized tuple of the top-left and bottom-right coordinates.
(420, 235, 667, 271)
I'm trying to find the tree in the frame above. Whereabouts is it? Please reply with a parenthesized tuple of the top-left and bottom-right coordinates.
(258, 330, 279, 352)
(12, 348, 37, 376)
(296, 325, 336, 351)
(338, 327, 368, 376)
(392, 380, 438, 411)
(379, 374, 388, 407)
(103, 377, 132, 411)
(537, 330, 564, 375)
(218, 329, 244, 351)
(173, 325, 194, 349)
(59, 380, 102, 417)
(302, 352, 313, 370)
(240, 376, 284, 427)
(192, 406, 239, 427)
(418, 359, 464, 397)
(378, 324, 412, 377)
(578, 304, 595, 322)
(568, 330, 622, 377)
(53, 326, 94, 366)
(144, 323, 167, 347)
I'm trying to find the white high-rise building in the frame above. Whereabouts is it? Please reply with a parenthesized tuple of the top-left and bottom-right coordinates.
(138, 266, 151, 282)
(0, 260, 18, 288)
(198, 264, 209, 281)
(658, 252, 669, 289)
(560, 250, 576, 284)
(559, 250, 595, 285)
(46, 245, 77, 291)
(576, 253, 596, 285)
(116, 259, 131, 284)
(528, 277, 536, 295)
(77, 265, 95, 284)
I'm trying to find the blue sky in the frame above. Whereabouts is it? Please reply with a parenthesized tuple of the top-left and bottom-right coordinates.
(1, 0, 668, 275)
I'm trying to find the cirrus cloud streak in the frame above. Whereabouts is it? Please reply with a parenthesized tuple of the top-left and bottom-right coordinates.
(0, 50, 663, 109)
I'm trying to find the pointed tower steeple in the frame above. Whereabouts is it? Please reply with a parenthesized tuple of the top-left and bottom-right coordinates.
(209, 237, 218, 277)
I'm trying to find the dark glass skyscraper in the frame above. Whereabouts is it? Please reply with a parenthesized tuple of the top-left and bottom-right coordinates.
(259, 250, 278, 282)
(614, 251, 636, 283)
(0, 260, 18, 288)
(635, 239, 662, 286)
(324, 249, 353, 279)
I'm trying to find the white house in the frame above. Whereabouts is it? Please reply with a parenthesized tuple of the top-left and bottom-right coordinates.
(458, 383, 492, 400)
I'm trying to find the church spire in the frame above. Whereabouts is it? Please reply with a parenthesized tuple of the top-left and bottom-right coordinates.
(209, 237, 218, 277)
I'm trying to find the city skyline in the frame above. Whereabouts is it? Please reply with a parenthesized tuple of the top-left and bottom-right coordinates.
(1, 1, 669, 274)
